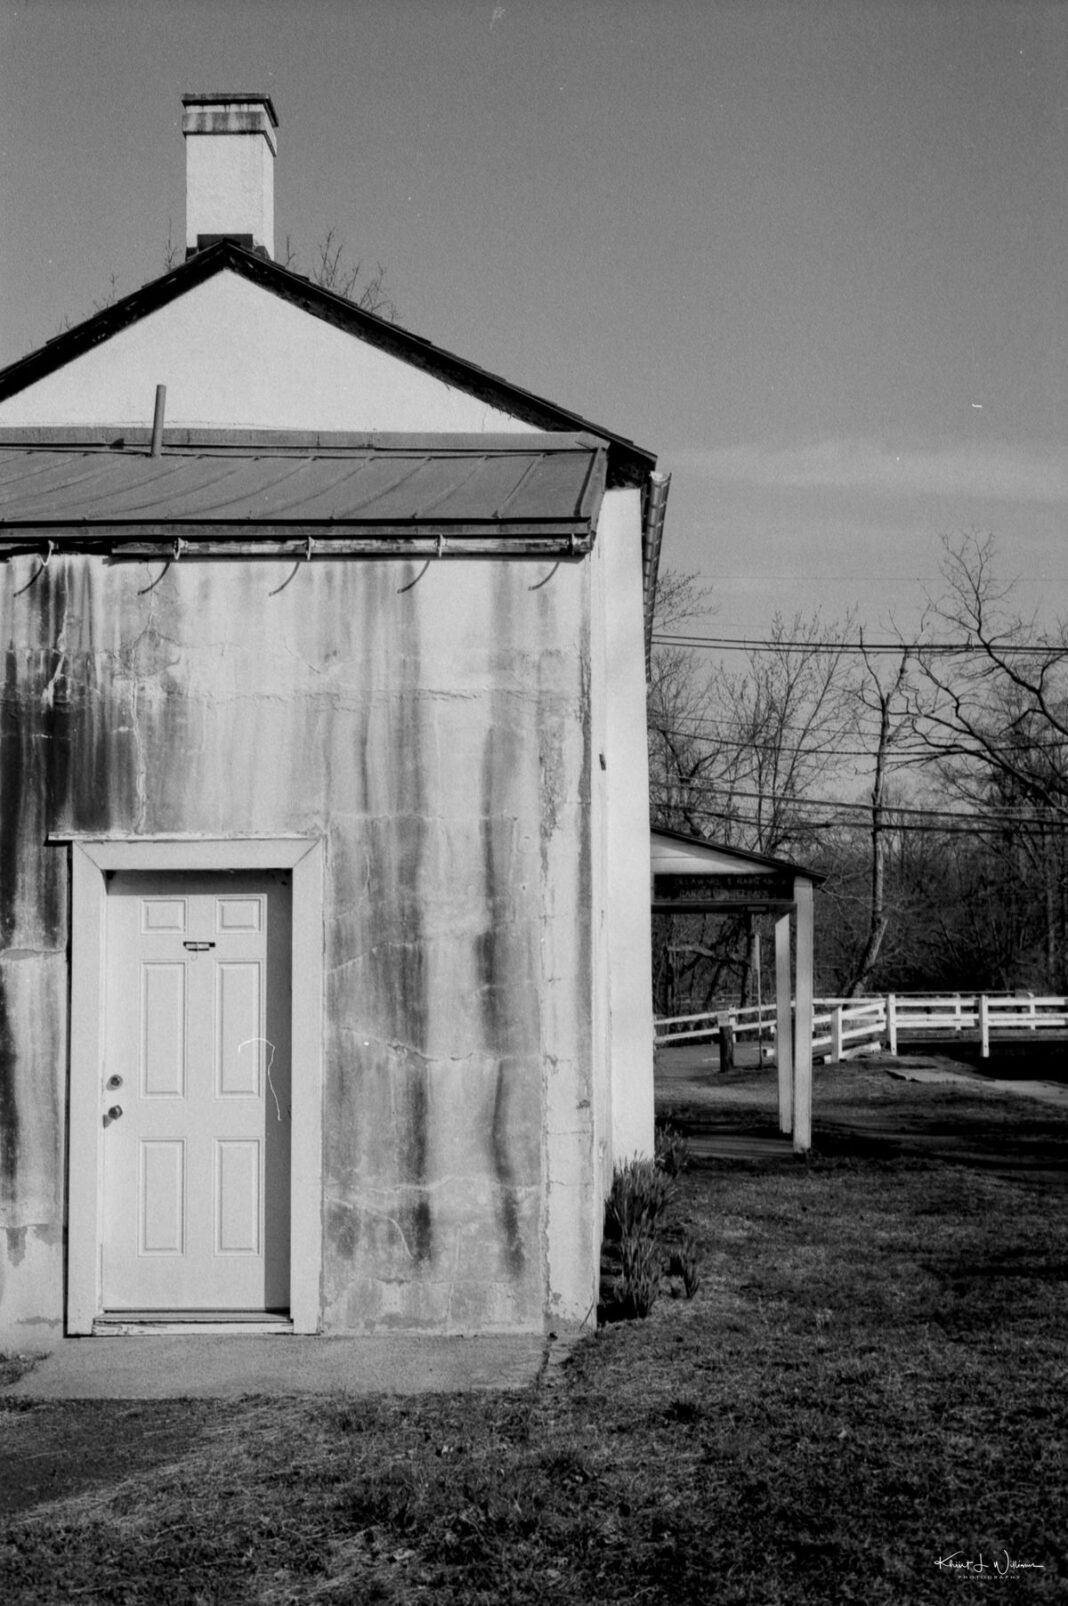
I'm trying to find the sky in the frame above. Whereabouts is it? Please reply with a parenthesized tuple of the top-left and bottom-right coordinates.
(1, 0, 1065, 642)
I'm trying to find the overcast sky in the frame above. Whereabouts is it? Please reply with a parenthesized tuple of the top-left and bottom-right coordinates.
(1, 0, 1064, 639)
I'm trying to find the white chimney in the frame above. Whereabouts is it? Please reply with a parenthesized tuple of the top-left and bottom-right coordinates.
(181, 92, 278, 260)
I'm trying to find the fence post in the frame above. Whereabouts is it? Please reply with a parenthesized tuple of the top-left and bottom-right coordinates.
(978, 993, 989, 1059)
(831, 1005, 844, 1062)
(718, 1014, 735, 1075)
(886, 994, 897, 1056)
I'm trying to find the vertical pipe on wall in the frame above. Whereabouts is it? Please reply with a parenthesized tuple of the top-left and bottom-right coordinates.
(150, 385, 167, 457)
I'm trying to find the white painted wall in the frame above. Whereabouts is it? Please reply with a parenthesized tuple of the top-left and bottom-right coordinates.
(590, 488, 656, 1168)
(0, 272, 534, 433)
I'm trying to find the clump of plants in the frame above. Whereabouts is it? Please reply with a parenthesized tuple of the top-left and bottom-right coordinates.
(667, 1235, 701, 1299)
(654, 1119, 691, 1178)
(599, 1122, 700, 1321)
(0, 1352, 40, 1389)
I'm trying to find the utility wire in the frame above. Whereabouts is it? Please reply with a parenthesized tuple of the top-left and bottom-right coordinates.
(655, 802, 1066, 838)
(653, 785, 1067, 825)
(653, 632, 1067, 657)
(653, 723, 928, 761)
(650, 721, 1068, 760)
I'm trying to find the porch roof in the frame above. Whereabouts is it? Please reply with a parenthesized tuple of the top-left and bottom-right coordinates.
(651, 827, 823, 915)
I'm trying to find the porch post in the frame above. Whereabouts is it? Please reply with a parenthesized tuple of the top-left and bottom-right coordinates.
(792, 877, 814, 1154)
(774, 911, 793, 1134)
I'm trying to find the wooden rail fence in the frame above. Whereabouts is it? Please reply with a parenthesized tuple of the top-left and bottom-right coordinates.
(654, 992, 1068, 1062)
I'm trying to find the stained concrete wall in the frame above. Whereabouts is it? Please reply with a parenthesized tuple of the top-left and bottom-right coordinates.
(0, 548, 598, 1344)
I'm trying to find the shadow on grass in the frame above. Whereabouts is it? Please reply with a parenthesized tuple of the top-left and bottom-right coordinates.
(661, 1060, 1068, 1187)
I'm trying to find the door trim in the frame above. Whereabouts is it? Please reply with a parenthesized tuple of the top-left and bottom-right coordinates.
(66, 838, 324, 1335)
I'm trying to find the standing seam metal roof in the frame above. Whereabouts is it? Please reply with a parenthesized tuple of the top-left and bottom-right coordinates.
(0, 438, 606, 532)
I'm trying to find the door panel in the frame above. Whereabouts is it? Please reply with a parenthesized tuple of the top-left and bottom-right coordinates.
(101, 873, 291, 1313)
(139, 1140, 185, 1254)
(215, 1140, 262, 1253)
(215, 963, 262, 1097)
(142, 964, 186, 1096)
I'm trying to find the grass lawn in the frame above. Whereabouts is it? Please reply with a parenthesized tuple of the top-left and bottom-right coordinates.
(1, 1060, 1066, 1603)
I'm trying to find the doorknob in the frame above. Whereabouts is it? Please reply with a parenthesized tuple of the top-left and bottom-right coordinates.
(106, 1104, 123, 1122)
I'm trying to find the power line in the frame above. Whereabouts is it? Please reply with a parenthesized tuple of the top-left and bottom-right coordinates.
(650, 720, 1068, 760)
(654, 801, 1067, 838)
(652, 784, 1068, 826)
(653, 632, 1067, 657)
(652, 722, 921, 761)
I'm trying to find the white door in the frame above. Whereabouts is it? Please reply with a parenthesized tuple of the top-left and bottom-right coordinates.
(100, 872, 292, 1314)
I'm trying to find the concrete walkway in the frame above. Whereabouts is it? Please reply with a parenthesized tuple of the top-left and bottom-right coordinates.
(5, 1332, 578, 1401)
(883, 1062, 1068, 1109)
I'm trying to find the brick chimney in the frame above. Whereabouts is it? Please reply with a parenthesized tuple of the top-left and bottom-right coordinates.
(181, 93, 278, 260)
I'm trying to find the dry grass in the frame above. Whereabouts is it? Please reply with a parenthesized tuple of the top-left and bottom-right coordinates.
(1, 1060, 1066, 1603)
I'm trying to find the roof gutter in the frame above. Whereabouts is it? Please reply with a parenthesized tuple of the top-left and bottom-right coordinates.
(641, 470, 671, 674)
(0, 529, 595, 564)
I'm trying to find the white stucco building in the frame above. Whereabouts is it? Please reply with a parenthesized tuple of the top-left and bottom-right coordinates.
(0, 95, 668, 1347)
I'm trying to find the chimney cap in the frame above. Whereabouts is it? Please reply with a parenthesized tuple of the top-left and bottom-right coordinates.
(181, 91, 279, 128)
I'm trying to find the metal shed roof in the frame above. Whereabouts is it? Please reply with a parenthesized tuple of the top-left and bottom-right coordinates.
(0, 432, 606, 558)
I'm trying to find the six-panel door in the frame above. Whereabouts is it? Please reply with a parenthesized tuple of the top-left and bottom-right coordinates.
(101, 873, 292, 1313)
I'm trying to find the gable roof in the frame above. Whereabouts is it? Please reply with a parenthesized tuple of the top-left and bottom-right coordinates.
(0, 240, 656, 490)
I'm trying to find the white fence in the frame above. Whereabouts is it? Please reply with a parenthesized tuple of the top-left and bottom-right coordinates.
(654, 992, 1068, 1061)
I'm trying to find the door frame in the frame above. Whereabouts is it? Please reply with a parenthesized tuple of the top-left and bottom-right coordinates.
(65, 837, 324, 1335)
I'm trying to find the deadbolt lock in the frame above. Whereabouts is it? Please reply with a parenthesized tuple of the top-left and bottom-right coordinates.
(107, 1074, 123, 1090)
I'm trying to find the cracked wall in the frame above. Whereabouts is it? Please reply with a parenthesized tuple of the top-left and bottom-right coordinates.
(0, 546, 596, 1338)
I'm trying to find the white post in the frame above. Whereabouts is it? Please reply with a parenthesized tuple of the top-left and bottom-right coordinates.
(979, 993, 990, 1059)
(775, 913, 793, 1134)
(753, 930, 763, 1061)
(886, 993, 897, 1056)
(831, 1004, 844, 1062)
(793, 878, 814, 1154)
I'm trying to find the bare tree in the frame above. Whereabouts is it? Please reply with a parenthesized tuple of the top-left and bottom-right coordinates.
(283, 229, 397, 319)
(648, 589, 861, 1011)
(913, 534, 1068, 817)
(908, 533, 1068, 989)
(714, 611, 860, 858)
(836, 639, 912, 994)
(650, 608, 860, 857)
